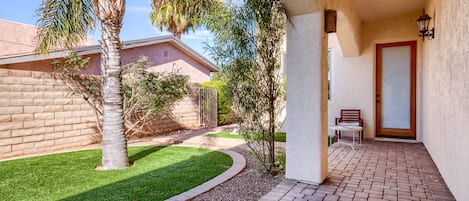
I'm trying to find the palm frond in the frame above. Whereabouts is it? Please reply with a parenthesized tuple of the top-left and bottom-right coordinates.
(149, 0, 219, 37)
(36, 0, 96, 54)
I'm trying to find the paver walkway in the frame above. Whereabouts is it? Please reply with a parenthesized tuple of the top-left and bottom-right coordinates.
(261, 141, 455, 201)
(129, 124, 244, 149)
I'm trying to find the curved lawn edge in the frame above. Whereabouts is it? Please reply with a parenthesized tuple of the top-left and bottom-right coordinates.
(0, 146, 234, 201)
(166, 146, 246, 201)
(0, 143, 246, 201)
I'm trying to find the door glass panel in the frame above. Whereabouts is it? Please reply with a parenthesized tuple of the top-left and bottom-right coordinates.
(381, 46, 411, 129)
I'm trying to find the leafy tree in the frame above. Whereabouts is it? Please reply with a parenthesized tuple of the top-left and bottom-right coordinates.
(52, 54, 191, 138)
(206, 0, 286, 174)
(149, 0, 221, 39)
(122, 56, 191, 137)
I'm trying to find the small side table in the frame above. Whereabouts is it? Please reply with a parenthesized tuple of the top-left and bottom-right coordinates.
(329, 125, 363, 149)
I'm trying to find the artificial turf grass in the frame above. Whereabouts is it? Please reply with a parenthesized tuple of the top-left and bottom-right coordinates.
(206, 131, 286, 142)
(0, 146, 232, 201)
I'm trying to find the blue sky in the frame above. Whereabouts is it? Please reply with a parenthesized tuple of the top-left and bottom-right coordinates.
(0, 0, 214, 60)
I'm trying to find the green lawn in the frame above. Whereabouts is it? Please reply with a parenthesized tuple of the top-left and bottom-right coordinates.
(206, 131, 286, 142)
(0, 146, 232, 201)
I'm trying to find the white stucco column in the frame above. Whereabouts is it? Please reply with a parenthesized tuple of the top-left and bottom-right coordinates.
(285, 12, 328, 184)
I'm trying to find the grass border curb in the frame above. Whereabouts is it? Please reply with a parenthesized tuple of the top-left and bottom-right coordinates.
(165, 147, 246, 201)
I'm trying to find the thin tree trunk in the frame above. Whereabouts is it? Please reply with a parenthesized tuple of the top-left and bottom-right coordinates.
(97, 0, 129, 170)
(174, 32, 182, 39)
(268, 72, 275, 170)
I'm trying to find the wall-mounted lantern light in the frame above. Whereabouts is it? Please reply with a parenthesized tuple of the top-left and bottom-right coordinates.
(417, 10, 435, 41)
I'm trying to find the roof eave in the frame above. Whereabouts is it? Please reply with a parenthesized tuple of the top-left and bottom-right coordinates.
(0, 35, 219, 72)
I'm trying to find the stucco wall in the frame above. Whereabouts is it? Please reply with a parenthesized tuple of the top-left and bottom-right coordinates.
(0, 19, 37, 57)
(286, 11, 329, 184)
(121, 43, 212, 84)
(0, 42, 211, 83)
(328, 0, 362, 57)
(0, 19, 92, 57)
(420, 1, 469, 200)
(328, 12, 420, 138)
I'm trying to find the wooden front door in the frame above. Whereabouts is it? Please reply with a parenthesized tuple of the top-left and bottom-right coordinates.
(376, 41, 416, 138)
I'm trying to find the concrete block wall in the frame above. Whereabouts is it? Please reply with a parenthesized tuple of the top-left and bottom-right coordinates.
(0, 68, 204, 158)
(172, 91, 201, 127)
(135, 89, 202, 137)
(0, 69, 96, 159)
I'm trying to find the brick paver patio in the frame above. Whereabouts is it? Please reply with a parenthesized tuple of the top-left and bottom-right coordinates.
(261, 141, 455, 201)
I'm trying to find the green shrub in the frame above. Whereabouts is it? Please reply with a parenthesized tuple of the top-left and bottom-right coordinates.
(273, 147, 286, 175)
(52, 54, 191, 138)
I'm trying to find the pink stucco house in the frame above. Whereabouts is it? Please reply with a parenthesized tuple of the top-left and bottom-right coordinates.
(0, 19, 92, 57)
(0, 35, 218, 83)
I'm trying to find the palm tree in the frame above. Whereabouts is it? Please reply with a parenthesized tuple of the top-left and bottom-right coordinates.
(36, 0, 129, 170)
(149, 0, 219, 39)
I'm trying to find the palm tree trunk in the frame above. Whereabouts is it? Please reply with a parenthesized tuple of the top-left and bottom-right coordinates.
(97, 0, 129, 170)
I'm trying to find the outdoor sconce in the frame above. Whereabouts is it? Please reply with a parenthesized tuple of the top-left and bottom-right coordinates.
(417, 10, 435, 41)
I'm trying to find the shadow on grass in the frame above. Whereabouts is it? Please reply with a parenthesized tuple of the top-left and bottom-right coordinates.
(59, 147, 231, 201)
(128, 146, 165, 162)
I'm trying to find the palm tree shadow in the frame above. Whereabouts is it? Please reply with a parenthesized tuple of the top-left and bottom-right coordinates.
(60, 151, 231, 201)
(128, 146, 165, 162)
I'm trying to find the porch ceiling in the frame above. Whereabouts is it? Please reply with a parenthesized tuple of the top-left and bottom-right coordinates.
(353, 0, 425, 22)
(281, 0, 320, 17)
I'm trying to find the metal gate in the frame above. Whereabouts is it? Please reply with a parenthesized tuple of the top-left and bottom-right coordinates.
(199, 88, 218, 128)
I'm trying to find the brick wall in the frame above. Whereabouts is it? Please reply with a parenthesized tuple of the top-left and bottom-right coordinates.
(0, 69, 96, 159)
(143, 90, 202, 136)
(0, 68, 204, 159)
